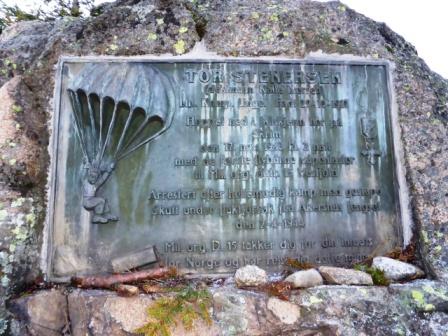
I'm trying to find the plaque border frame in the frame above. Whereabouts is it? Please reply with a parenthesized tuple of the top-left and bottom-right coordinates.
(44, 56, 411, 282)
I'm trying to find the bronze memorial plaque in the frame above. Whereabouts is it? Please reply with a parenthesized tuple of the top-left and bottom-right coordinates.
(47, 58, 405, 279)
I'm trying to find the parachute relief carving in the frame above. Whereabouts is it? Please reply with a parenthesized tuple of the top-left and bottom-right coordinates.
(67, 63, 176, 224)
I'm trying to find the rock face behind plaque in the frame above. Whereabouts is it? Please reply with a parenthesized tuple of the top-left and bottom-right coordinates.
(0, 0, 447, 335)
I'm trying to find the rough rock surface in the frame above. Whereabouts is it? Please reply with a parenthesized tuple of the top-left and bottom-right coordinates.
(0, 0, 447, 334)
(234, 265, 268, 287)
(9, 289, 68, 336)
(8, 280, 448, 335)
(284, 269, 324, 288)
(318, 266, 373, 285)
(267, 297, 301, 325)
(373, 256, 425, 281)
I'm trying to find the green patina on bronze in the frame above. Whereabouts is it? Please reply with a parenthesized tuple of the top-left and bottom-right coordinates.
(48, 59, 404, 279)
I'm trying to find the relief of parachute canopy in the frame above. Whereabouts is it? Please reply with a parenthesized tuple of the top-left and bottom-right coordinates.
(67, 62, 177, 168)
(66, 62, 177, 224)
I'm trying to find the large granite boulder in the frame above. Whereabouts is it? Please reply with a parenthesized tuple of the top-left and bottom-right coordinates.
(1, 0, 447, 334)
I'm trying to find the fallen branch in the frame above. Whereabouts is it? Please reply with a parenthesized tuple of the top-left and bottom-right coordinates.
(284, 257, 316, 270)
(71, 267, 176, 289)
(141, 283, 164, 294)
(259, 281, 291, 301)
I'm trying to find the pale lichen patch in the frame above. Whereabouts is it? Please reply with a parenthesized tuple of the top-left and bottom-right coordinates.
(174, 40, 186, 54)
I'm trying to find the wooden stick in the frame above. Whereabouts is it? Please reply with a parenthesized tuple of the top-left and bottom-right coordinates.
(71, 267, 175, 289)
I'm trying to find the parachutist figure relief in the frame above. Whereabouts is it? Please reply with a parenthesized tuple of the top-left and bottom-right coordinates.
(83, 161, 118, 224)
(68, 63, 175, 225)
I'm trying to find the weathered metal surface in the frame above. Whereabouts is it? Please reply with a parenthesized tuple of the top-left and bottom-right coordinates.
(47, 58, 404, 279)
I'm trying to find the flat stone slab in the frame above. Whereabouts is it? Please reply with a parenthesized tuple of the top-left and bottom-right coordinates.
(318, 266, 373, 285)
(372, 257, 424, 281)
(111, 245, 157, 272)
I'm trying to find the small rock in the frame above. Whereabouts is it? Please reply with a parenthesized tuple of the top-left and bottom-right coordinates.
(372, 257, 425, 281)
(267, 297, 300, 325)
(284, 269, 323, 288)
(318, 266, 373, 285)
(235, 265, 268, 287)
